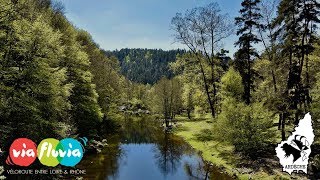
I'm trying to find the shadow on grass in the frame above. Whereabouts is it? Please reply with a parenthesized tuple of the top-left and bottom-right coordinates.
(175, 116, 212, 123)
(224, 144, 290, 176)
(174, 125, 190, 132)
(194, 129, 214, 142)
(212, 142, 241, 169)
(194, 133, 278, 176)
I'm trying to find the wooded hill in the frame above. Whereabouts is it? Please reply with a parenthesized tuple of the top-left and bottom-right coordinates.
(109, 48, 186, 84)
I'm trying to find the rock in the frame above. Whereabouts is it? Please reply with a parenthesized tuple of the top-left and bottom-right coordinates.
(96, 142, 104, 148)
(119, 105, 127, 111)
(102, 139, 108, 146)
(86, 139, 108, 154)
(91, 140, 99, 144)
(238, 167, 253, 174)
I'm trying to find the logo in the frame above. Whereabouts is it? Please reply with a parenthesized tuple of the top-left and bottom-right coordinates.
(6, 137, 88, 167)
(275, 113, 314, 174)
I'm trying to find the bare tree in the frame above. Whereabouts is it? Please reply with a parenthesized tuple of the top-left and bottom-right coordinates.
(258, 0, 280, 93)
(171, 3, 233, 117)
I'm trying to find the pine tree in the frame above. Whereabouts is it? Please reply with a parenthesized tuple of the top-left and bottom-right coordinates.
(234, 0, 262, 104)
(272, 0, 320, 139)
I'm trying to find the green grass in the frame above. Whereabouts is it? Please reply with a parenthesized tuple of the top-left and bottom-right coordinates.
(173, 115, 295, 180)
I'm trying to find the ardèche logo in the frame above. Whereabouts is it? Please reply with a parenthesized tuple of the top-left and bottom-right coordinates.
(275, 113, 314, 174)
(6, 137, 88, 167)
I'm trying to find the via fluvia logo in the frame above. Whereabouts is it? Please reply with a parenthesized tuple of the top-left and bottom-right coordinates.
(6, 137, 88, 167)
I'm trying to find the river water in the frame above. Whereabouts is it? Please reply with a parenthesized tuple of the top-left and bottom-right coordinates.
(78, 117, 233, 180)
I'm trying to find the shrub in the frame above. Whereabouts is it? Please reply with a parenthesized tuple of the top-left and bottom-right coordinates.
(213, 97, 276, 158)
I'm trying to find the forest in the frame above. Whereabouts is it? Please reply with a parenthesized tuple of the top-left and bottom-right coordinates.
(109, 48, 186, 84)
(0, 0, 320, 179)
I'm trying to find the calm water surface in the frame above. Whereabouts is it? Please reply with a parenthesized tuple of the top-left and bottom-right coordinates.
(78, 117, 233, 180)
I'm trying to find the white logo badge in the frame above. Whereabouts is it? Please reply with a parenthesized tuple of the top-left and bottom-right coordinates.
(275, 113, 314, 174)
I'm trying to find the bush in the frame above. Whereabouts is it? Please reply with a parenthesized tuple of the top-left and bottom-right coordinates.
(311, 73, 320, 120)
(213, 97, 276, 158)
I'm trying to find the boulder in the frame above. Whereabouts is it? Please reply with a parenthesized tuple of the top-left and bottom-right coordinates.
(86, 139, 108, 154)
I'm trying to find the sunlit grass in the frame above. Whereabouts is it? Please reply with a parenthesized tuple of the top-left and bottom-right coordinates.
(173, 114, 293, 180)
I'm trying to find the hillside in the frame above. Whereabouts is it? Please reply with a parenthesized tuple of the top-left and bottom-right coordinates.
(109, 48, 186, 84)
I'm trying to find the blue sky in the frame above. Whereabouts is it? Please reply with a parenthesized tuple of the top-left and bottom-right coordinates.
(57, 0, 242, 55)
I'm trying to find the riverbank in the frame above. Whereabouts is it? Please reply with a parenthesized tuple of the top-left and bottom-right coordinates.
(173, 116, 304, 180)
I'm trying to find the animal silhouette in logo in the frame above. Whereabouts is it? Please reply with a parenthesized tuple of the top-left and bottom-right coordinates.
(281, 135, 309, 163)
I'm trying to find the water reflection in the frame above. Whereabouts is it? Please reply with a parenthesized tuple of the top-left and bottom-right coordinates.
(78, 117, 233, 180)
(77, 135, 124, 180)
(121, 116, 161, 144)
(153, 132, 189, 177)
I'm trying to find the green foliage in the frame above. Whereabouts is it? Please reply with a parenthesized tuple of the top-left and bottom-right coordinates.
(170, 53, 213, 117)
(149, 77, 183, 120)
(171, 4, 234, 115)
(214, 98, 276, 157)
(0, 0, 117, 146)
(272, 0, 320, 119)
(181, 83, 195, 119)
(216, 63, 276, 158)
(50, 14, 103, 137)
(77, 30, 123, 114)
(311, 72, 320, 120)
(310, 42, 320, 120)
(220, 67, 244, 101)
(0, 12, 70, 143)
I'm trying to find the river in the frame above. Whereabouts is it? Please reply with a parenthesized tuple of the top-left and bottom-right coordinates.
(78, 116, 234, 180)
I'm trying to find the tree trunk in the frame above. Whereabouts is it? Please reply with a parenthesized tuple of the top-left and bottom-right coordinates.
(272, 70, 277, 93)
(246, 40, 251, 105)
(294, 111, 299, 125)
(165, 119, 169, 127)
(305, 55, 311, 111)
(187, 91, 192, 119)
(281, 113, 286, 141)
(198, 58, 215, 117)
(278, 113, 282, 130)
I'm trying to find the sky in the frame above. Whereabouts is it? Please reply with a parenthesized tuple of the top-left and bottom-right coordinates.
(57, 0, 242, 55)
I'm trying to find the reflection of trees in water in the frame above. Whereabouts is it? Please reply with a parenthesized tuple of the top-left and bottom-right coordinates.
(153, 132, 190, 177)
(78, 136, 125, 180)
(184, 160, 234, 180)
(103, 144, 125, 180)
(121, 116, 163, 143)
(184, 161, 208, 180)
(81, 117, 233, 180)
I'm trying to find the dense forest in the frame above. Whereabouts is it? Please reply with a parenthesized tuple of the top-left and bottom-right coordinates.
(109, 48, 186, 84)
(0, 0, 126, 149)
(0, 0, 320, 179)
